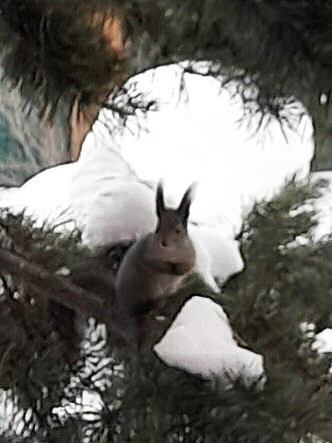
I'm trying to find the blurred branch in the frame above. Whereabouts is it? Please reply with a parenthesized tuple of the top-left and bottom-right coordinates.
(0, 247, 135, 344)
(0, 247, 104, 315)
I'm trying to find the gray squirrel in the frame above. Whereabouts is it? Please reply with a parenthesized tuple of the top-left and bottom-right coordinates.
(115, 182, 196, 318)
(71, 182, 196, 341)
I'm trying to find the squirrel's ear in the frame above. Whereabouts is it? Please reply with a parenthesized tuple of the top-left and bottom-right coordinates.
(177, 182, 197, 223)
(156, 181, 165, 217)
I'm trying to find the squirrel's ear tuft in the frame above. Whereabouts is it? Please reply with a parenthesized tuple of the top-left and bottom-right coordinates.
(177, 182, 197, 223)
(156, 181, 165, 217)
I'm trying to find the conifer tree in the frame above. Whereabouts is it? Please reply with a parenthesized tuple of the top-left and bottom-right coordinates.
(0, 2, 331, 442)
(0, 180, 331, 442)
(0, 0, 331, 182)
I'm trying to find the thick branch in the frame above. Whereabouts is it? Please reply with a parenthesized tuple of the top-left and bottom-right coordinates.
(0, 247, 126, 330)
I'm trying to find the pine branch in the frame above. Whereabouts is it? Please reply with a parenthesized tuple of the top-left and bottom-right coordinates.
(0, 180, 332, 442)
(0, 246, 136, 344)
(1, 0, 330, 118)
(0, 247, 103, 315)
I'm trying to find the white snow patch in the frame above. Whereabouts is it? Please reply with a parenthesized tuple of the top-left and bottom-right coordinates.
(313, 329, 332, 354)
(309, 171, 332, 242)
(0, 162, 79, 231)
(154, 296, 265, 388)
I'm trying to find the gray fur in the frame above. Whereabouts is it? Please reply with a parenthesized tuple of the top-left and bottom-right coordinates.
(115, 182, 196, 317)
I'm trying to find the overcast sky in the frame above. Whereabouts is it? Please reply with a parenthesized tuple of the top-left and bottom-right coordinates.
(92, 64, 314, 235)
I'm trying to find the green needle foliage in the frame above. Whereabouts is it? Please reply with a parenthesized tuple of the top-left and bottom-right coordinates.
(0, 178, 331, 442)
(0, 1, 330, 186)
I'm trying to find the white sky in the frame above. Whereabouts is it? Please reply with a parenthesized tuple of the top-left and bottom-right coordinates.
(91, 64, 314, 235)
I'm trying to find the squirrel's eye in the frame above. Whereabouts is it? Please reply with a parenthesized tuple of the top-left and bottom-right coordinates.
(176, 228, 181, 234)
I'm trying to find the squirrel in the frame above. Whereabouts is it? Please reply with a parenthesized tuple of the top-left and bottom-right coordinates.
(71, 182, 196, 344)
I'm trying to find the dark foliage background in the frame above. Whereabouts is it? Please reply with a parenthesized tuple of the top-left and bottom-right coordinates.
(0, 179, 331, 442)
(0, 0, 330, 185)
(1, 0, 331, 115)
